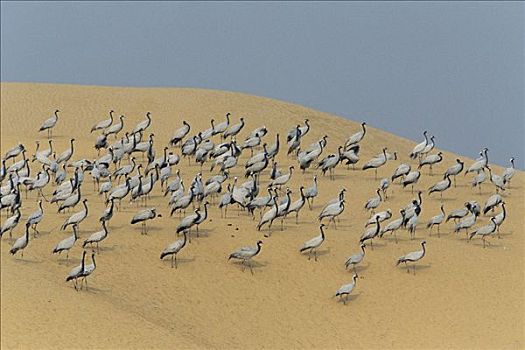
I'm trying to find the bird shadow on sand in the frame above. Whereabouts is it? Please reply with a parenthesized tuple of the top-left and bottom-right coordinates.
(300, 248, 331, 259)
(161, 256, 196, 268)
(396, 263, 431, 274)
(230, 260, 267, 273)
(12, 257, 44, 265)
(56, 258, 80, 266)
(335, 292, 361, 305)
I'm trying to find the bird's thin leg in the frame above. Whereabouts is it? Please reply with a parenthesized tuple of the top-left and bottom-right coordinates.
(413, 264, 416, 275)
(314, 249, 318, 262)
(308, 249, 312, 260)
(241, 260, 246, 272)
(175, 255, 178, 269)
(405, 262, 409, 273)
(249, 261, 254, 275)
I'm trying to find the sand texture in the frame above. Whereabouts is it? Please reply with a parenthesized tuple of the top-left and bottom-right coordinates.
(1, 83, 523, 349)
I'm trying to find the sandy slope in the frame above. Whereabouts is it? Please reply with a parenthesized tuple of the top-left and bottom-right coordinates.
(1, 83, 523, 349)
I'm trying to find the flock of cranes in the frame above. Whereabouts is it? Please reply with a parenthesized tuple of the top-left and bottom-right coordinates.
(0, 108, 517, 302)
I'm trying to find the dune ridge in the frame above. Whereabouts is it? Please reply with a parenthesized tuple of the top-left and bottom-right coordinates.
(1, 83, 523, 349)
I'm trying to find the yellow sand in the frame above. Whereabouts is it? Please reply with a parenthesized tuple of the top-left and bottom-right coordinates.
(1, 83, 523, 349)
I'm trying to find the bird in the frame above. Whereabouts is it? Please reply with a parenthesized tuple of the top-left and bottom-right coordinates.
(318, 148, 342, 180)
(66, 251, 87, 291)
(0, 208, 21, 238)
(427, 205, 445, 237)
(391, 163, 411, 183)
(82, 221, 109, 252)
(223, 117, 245, 139)
(99, 198, 115, 224)
(380, 210, 405, 243)
(133, 112, 152, 134)
(446, 203, 473, 223)
(502, 157, 516, 187)
(418, 152, 443, 175)
(79, 252, 97, 290)
(365, 189, 382, 213)
(318, 199, 345, 229)
(91, 110, 114, 133)
(228, 240, 263, 274)
(269, 165, 294, 189)
(420, 135, 435, 156)
(409, 131, 428, 159)
(104, 115, 125, 138)
(465, 148, 489, 174)
(469, 218, 497, 248)
(493, 202, 506, 238)
(334, 273, 358, 305)
(53, 224, 79, 259)
(160, 230, 188, 268)
(176, 208, 201, 237)
(303, 176, 318, 210)
(131, 208, 160, 235)
(4, 143, 25, 162)
(486, 166, 506, 193)
(9, 223, 30, 258)
(218, 184, 234, 218)
(396, 240, 427, 274)
(39, 109, 59, 138)
(445, 159, 464, 187)
(365, 209, 392, 227)
(56, 138, 76, 164)
(286, 186, 306, 224)
(402, 171, 421, 194)
(379, 178, 390, 200)
(61, 199, 89, 230)
(362, 148, 388, 179)
(360, 216, 381, 249)
(169, 121, 191, 147)
(471, 170, 487, 193)
(257, 197, 279, 232)
(344, 244, 366, 272)
(300, 224, 327, 261)
(345, 122, 366, 147)
(428, 174, 452, 201)
(26, 200, 44, 236)
(454, 212, 479, 237)
(483, 194, 502, 214)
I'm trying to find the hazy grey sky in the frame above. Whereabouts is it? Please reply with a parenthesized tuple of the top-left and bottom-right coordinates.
(1, 1, 523, 168)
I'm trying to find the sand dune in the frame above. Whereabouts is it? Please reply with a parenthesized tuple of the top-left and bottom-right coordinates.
(1, 83, 523, 349)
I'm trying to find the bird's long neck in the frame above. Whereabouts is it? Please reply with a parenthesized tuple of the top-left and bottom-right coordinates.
(92, 254, 96, 268)
(417, 192, 422, 205)
(501, 204, 506, 218)
(362, 123, 366, 134)
(25, 225, 30, 241)
(361, 245, 366, 255)
(83, 201, 88, 215)
(320, 226, 325, 239)
(375, 219, 381, 234)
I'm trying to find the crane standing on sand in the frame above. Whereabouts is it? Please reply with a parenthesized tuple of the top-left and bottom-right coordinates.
(39, 109, 59, 138)
(396, 241, 427, 275)
(228, 240, 263, 275)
